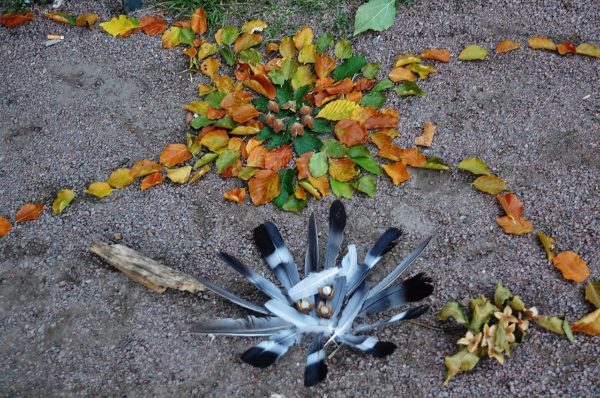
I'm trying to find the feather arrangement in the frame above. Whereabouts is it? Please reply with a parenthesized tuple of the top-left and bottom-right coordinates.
(191, 200, 434, 386)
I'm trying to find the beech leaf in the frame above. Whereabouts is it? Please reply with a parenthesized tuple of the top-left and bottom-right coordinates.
(334, 40, 353, 59)
(100, 15, 139, 38)
(571, 308, 600, 336)
(353, 0, 397, 36)
(166, 166, 192, 184)
(457, 157, 490, 175)
(330, 177, 353, 199)
(160, 143, 192, 167)
(52, 189, 76, 214)
(552, 251, 589, 283)
(584, 282, 600, 309)
(0, 216, 11, 238)
(108, 168, 135, 189)
(458, 45, 488, 61)
(472, 175, 508, 195)
(140, 172, 163, 191)
(85, 182, 112, 198)
(316, 100, 360, 120)
(16, 203, 44, 223)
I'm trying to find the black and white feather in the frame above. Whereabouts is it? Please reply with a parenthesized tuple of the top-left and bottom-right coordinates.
(191, 200, 434, 387)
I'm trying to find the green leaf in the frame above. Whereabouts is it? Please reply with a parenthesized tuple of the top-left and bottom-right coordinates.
(443, 349, 480, 385)
(316, 32, 334, 54)
(186, 132, 202, 155)
(282, 196, 309, 212)
(190, 115, 214, 129)
(330, 177, 353, 199)
(457, 157, 491, 175)
(253, 97, 269, 113)
(238, 48, 262, 64)
(238, 166, 258, 181)
(472, 175, 508, 194)
(347, 144, 370, 158)
(214, 116, 236, 129)
(459, 45, 489, 61)
(219, 47, 236, 66)
(352, 156, 382, 175)
(422, 156, 449, 170)
(221, 25, 239, 46)
(509, 296, 525, 312)
(311, 118, 333, 134)
(332, 55, 367, 81)
(334, 39, 353, 59)
(215, 149, 240, 173)
(494, 282, 512, 307)
(193, 152, 218, 169)
(309, 152, 329, 177)
(206, 91, 227, 108)
(52, 189, 76, 214)
(294, 85, 311, 107)
(360, 91, 386, 107)
(351, 175, 377, 197)
(265, 132, 291, 149)
(585, 281, 600, 309)
(396, 81, 426, 97)
(361, 62, 380, 79)
(273, 169, 295, 209)
(179, 28, 195, 46)
(353, 0, 398, 36)
(439, 302, 469, 327)
(257, 126, 275, 140)
(293, 133, 323, 155)
(276, 81, 294, 104)
(535, 316, 565, 335)
(468, 296, 499, 332)
(373, 77, 394, 92)
(321, 138, 347, 158)
(269, 58, 298, 86)
(563, 318, 574, 343)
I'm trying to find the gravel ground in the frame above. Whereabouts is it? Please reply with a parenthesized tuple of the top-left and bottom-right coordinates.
(1, 0, 599, 396)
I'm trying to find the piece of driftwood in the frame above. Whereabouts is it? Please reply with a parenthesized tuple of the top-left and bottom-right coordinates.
(89, 242, 205, 294)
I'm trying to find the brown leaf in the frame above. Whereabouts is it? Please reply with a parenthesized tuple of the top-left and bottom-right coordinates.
(364, 113, 399, 130)
(140, 172, 163, 191)
(0, 216, 12, 237)
(382, 161, 411, 185)
(495, 39, 520, 53)
(328, 158, 360, 182)
(495, 193, 534, 235)
(296, 151, 314, 180)
(75, 13, 99, 29)
(131, 160, 164, 178)
(315, 53, 337, 79)
(223, 187, 247, 204)
(190, 7, 207, 35)
(307, 176, 329, 197)
(242, 74, 276, 100)
(552, 251, 589, 283)
(415, 121, 436, 147)
(264, 145, 293, 171)
(421, 48, 451, 62)
(370, 130, 394, 149)
(570, 308, 600, 336)
(388, 66, 416, 82)
(16, 203, 44, 223)
(246, 146, 268, 168)
(139, 16, 167, 35)
(335, 119, 368, 146)
(229, 103, 260, 123)
(325, 78, 354, 95)
(0, 12, 34, 28)
(248, 169, 280, 205)
(234, 33, 262, 53)
(159, 144, 192, 167)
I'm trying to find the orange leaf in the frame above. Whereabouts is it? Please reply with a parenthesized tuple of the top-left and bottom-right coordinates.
(354, 78, 375, 92)
(335, 119, 368, 146)
(400, 147, 427, 167)
(200, 58, 221, 78)
(229, 103, 260, 123)
(370, 130, 394, 149)
(315, 53, 337, 79)
(139, 16, 167, 35)
(140, 172, 163, 191)
(295, 184, 308, 200)
(495, 193, 534, 235)
(346, 91, 362, 103)
(265, 42, 279, 55)
(173, 20, 191, 29)
(382, 161, 411, 185)
(207, 106, 227, 120)
(495, 39, 520, 53)
(308, 176, 329, 197)
(16, 203, 44, 223)
(242, 75, 276, 100)
(265, 145, 293, 171)
(552, 251, 589, 283)
(378, 143, 403, 161)
(496, 193, 525, 219)
(246, 145, 268, 168)
(325, 78, 354, 95)
(351, 107, 379, 125)
(224, 187, 247, 204)
(130, 159, 164, 178)
(0, 216, 12, 237)
(297, 151, 314, 180)
(557, 41, 577, 55)
(415, 121, 436, 147)
(190, 7, 207, 35)
(364, 113, 398, 130)
(329, 158, 360, 182)
(248, 169, 280, 205)
(159, 143, 192, 167)
(234, 33, 262, 53)
(571, 308, 600, 336)
(421, 48, 451, 62)
(0, 12, 34, 28)
(388, 67, 416, 82)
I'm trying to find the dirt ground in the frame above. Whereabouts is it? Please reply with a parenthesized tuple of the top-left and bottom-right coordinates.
(0, 0, 598, 396)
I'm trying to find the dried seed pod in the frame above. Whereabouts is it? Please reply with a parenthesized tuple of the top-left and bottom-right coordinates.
(301, 115, 314, 129)
(317, 302, 333, 319)
(272, 118, 286, 133)
(296, 299, 313, 314)
(281, 100, 297, 113)
(299, 105, 312, 116)
(264, 113, 276, 128)
(290, 122, 304, 137)
(319, 285, 334, 300)
(267, 100, 280, 113)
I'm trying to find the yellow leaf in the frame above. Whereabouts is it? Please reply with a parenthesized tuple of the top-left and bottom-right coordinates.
(200, 58, 220, 78)
(316, 100, 360, 121)
(198, 42, 218, 60)
(571, 308, 600, 336)
(75, 13, 99, 28)
(241, 19, 267, 34)
(293, 26, 314, 50)
(291, 65, 316, 91)
(162, 27, 181, 48)
(458, 45, 488, 61)
(394, 53, 421, 67)
(536, 231, 557, 260)
(85, 182, 112, 198)
(167, 166, 192, 184)
(230, 125, 260, 135)
(298, 43, 316, 64)
(184, 101, 209, 115)
(52, 189, 76, 214)
(279, 36, 296, 58)
(472, 175, 508, 195)
(576, 43, 600, 58)
(528, 36, 556, 51)
(107, 168, 135, 188)
(198, 84, 215, 96)
(100, 15, 138, 37)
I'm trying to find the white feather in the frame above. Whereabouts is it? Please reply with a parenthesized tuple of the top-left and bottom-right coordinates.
(340, 245, 358, 279)
(288, 267, 341, 301)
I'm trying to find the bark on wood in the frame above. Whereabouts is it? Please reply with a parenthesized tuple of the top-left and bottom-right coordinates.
(89, 241, 205, 294)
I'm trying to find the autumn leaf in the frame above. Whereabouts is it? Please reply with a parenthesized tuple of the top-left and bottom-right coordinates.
(388, 66, 415, 82)
(167, 166, 192, 184)
(296, 151, 314, 179)
(307, 175, 330, 197)
(85, 182, 112, 198)
(472, 175, 508, 195)
(0, 216, 11, 237)
(335, 119, 368, 146)
(139, 16, 167, 35)
(189, 165, 211, 184)
(75, 13, 99, 29)
(241, 19, 267, 34)
(291, 65, 316, 90)
(44, 12, 76, 25)
(415, 121, 436, 147)
(190, 7, 207, 35)
(248, 169, 281, 205)
(317, 100, 360, 121)
(265, 145, 293, 171)
(234, 33, 262, 53)
(243, 75, 276, 100)
(496, 39, 520, 53)
(16, 203, 44, 223)
(100, 15, 139, 37)
(315, 53, 337, 78)
(160, 143, 192, 167)
(570, 308, 600, 336)
(458, 45, 488, 61)
(293, 26, 314, 50)
(536, 231, 557, 260)
(229, 103, 260, 123)
(363, 112, 398, 129)
(443, 349, 480, 385)
(224, 188, 247, 204)
(108, 168, 135, 189)
(576, 43, 600, 58)
(329, 158, 360, 182)
(556, 41, 576, 55)
(0, 11, 34, 28)
(585, 282, 600, 309)
(457, 157, 490, 175)
(334, 40, 353, 59)
(382, 161, 411, 185)
(528, 36, 556, 51)
(495, 193, 534, 235)
(406, 63, 437, 79)
(130, 160, 163, 178)
(140, 172, 163, 190)
(552, 251, 589, 283)
(52, 189, 76, 214)
(421, 48, 451, 62)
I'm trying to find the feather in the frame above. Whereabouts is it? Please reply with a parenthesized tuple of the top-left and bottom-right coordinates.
(194, 275, 270, 315)
(304, 335, 327, 387)
(190, 315, 291, 336)
(361, 273, 433, 315)
(340, 245, 358, 279)
(254, 222, 300, 290)
(346, 228, 403, 296)
(241, 329, 302, 368)
(288, 267, 341, 301)
(218, 252, 289, 303)
(324, 200, 346, 269)
(337, 335, 396, 357)
(326, 282, 369, 345)
(264, 299, 321, 332)
(353, 305, 429, 333)
(328, 276, 347, 320)
(367, 236, 432, 298)
(305, 214, 319, 276)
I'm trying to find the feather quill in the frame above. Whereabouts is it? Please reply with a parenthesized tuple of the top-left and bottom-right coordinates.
(353, 305, 429, 333)
(194, 275, 270, 315)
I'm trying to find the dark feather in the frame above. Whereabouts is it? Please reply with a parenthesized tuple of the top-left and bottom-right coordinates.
(190, 316, 290, 336)
(304, 335, 327, 387)
(324, 200, 346, 269)
(360, 273, 433, 315)
(305, 214, 319, 276)
(253, 222, 300, 290)
(194, 275, 269, 315)
(338, 335, 396, 357)
(241, 330, 300, 368)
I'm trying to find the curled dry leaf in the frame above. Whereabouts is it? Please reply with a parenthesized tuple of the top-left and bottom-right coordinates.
(224, 187, 247, 203)
(159, 143, 192, 167)
(472, 175, 508, 195)
(85, 182, 112, 198)
(140, 172, 163, 191)
(495, 39, 520, 53)
(421, 48, 451, 62)
(495, 193, 534, 235)
(0, 12, 34, 28)
(556, 41, 576, 55)
(415, 121, 436, 147)
(570, 308, 600, 336)
(190, 8, 207, 35)
(16, 203, 45, 223)
(382, 161, 411, 185)
(52, 189, 76, 214)
(552, 251, 589, 283)
(585, 282, 600, 309)
(0, 216, 12, 237)
(139, 16, 167, 35)
(248, 169, 280, 205)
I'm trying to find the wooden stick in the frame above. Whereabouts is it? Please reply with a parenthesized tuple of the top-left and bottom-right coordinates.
(89, 242, 205, 294)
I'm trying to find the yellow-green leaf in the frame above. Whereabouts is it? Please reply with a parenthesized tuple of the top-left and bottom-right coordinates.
(585, 281, 600, 309)
(107, 168, 135, 189)
(291, 65, 316, 90)
(52, 189, 76, 214)
(100, 15, 138, 37)
(444, 349, 480, 385)
(458, 45, 488, 61)
(316, 100, 360, 120)
(472, 175, 508, 194)
(536, 231, 557, 260)
(198, 42, 218, 60)
(162, 27, 181, 48)
(334, 39, 353, 59)
(576, 43, 600, 58)
(85, 182, 112, 198)
(528, 36, 557, 51)
(298, 43, 316, 63)
(457, 157, 490, 175)
(167, 166, 192, 184)
(189, 165, 211, 184)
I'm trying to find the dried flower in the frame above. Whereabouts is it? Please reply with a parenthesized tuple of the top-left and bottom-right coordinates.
(523, 306, 539, 321)
(495, 305, 518, 326)
(457, 331, 482, 353)
(516, 312, 529, 333)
